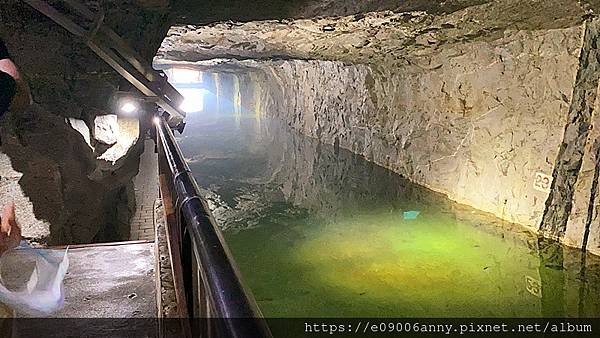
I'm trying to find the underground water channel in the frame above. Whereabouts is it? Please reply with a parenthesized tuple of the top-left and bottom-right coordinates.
(169, 69, 600, 319)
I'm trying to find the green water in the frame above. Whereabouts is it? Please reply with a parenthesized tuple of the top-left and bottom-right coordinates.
(178, 113, 600, 318)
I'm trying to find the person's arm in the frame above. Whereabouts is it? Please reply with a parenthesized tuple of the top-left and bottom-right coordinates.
(0, 39, 32, 113)
(8, 71, 32, 113)
(0, 203, 22, 256)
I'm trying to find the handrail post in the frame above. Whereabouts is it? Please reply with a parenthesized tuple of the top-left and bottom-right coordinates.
(155, 116, 272, 338)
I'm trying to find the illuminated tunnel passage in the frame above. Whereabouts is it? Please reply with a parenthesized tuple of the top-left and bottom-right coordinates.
(6, 0, 600, 330)
(164, 67, 600, 318)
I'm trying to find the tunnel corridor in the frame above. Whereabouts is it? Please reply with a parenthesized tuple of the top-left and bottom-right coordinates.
(2, 0, 600, 335)
(165, 67, 600, 318)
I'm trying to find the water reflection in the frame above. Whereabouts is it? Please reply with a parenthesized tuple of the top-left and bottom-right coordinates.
(177, 98, 600, 318)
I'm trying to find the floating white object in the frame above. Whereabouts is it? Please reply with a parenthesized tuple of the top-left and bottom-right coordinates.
(0, 241, 69, 316)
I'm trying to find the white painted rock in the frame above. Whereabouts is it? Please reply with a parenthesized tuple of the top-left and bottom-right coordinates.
(94, 114, 120, 145)
(66, 118, 93, 150)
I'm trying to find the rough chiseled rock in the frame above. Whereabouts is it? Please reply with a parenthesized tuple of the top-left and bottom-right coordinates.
(156, 0, 600, 254)
(244, 26, 580, 231)
(541, 20, 600, 246)
(158, 0, 590, 65)
(0, 0, 170, 244)
(67, 118, 94, 150)
(564, 62, 600, 255)
(94, 115, 120, 146)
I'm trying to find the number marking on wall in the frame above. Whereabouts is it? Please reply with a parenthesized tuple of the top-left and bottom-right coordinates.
(533, 172, 552, 193)
(525, 275, 542, 298)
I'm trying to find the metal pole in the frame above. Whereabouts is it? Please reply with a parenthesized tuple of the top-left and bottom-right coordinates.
(155, 116, 272, 338)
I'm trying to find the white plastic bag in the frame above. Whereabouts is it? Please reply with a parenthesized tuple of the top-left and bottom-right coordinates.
(0, 241, 69, 316)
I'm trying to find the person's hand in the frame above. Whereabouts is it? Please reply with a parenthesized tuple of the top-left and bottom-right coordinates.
(0, 59, 19, 79)
(0, 203, 22, 256)
(0, 58, 32, 113)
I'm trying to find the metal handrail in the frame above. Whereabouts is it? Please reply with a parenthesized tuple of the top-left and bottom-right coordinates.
(24, 1, 269, 333)
(155, 116, 272, 338)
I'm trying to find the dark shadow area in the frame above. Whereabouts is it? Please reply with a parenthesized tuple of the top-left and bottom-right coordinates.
(170, 0, 313, 24)
(170, 0, 492, 24)
(0, 0, 169, 245)
(1, 106, 144, 245)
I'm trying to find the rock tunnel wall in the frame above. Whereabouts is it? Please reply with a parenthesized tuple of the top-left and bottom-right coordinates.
(160, 19, 600, 254)
(559, 20, 600, 254)
(247, 25, 578, 224)
(152, 0, 600, 255)
(229, 23, 600, 254)
(0, 0, 170, 244)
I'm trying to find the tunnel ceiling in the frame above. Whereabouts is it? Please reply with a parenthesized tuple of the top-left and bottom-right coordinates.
(157, 0, 595, 68)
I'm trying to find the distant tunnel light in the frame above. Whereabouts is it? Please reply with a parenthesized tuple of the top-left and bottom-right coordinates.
(179, 88, 205, 113)
(169, 68, 203, 84)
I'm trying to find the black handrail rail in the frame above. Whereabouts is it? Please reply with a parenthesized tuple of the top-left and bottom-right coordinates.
(155, 116, 271, 337)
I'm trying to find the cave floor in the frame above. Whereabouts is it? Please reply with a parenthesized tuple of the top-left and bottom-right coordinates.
(130, 139, 159, 241)
(52, 241, 157, 318)
(5, 241, 157, 319)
